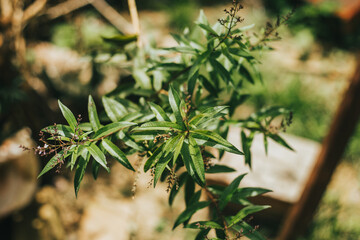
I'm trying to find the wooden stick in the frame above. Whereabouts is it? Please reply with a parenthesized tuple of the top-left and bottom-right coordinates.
(278, 54, 360, 240)
(127, 0, 141, 46)
(90, 0, 133, 34)
(46, 0, 90, 20)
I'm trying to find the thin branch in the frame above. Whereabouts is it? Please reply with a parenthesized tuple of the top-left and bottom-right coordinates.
(46, 0, 90, 20)
(127, 0, 141, 47)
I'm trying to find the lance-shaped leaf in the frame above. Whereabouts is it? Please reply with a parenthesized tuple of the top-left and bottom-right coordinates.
(92, 161, 100, 180)
(149, 102, 170, 122)
(70, 145, 85, 171)
(218, 173, 247, 210)
(191, 130, 243, 155)
(169, 172, 188, 206)
(232, 187, 272, 204)
(228, 205, 270, 228)
(268, 133, 294, 151)
(210, 59, 231, 83)
(144, 143, 165, 172)
(42, 124, 73, 138)
(74, 149, 90, 197)
(102, 96, 128, 122)
(92, 122, 137, 139)
(197, 23, 219, 36)
(88, 95, 101, 131)
(231, 221, 267, 240)
(87, 144, 109, 172)
(181, 141, 205, 187)
(118, 131, 145, 151)
(185, 221, 223, 230)
(58, 100, 77, 132)
(169, 85, 186, 128)
(134, 121, 183, 131)
(195, 229, 211, 240)
(241, 130, 254, 167)
(188, 136, 206, 186)
(102, 139, 135, 171)
(37, 150, 71, 178)
(173, 134, 185, 165)
(153, 152, 173, 188)
(173, 201, 211, 229)
(206, 165, 236, 174)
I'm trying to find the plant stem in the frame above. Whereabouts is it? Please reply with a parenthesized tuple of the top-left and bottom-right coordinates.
(204, 187, 231, 239)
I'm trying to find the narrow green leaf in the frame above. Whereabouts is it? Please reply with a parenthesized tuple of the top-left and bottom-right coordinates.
(144, 143, 165, 172)
(102, 96, 128, 122)
(58, 100, 77, 131)
(181, 141, 204, 187)
(87, 144, 109, 172)
(210, 59, 231, 83)
(118, 131, 145, 151)
(263, 134, 268, 155)
(92, 122, 136, 139)
(74, 149, 90, 197)
(187, 70, 199, 97)
(228, 205, 271, 228)
(197, 23, 219, 36)
(153, 152, 173, 187)
(173, 134, 185, 165)
(37, 150, 71, 178)
(88, 95, 101, 131)
(232, 187, 272, 203)
(206, 165, 236, 174)
(92, 161, 100, 180)
(102, 139, 135, 171)
(228, 48, 253, 59)
(186, 221, 223, 229)
(195, 229, 211, 240)
(173, 201, 211, 229)
(268, 134, 294, 151)
(134, 121, 183, 131)
(241, 131, 253, 167)
(42, 124, 73, 137)
(191, 130, 243, 155)
(232, 222, 267, 240)
(185, 176, 196, 207)
(149, 102, 170, 122)
(188, 136, 206, 186)
(169, 85, 186, 128)
(169, 172, 187, 206)
(218, 174, 247, 210)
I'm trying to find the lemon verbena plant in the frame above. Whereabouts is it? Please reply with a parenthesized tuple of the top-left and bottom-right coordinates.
(34, 1, 293, 239)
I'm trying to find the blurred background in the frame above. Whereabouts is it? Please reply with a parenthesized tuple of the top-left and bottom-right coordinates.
(0, 0, 359, 239)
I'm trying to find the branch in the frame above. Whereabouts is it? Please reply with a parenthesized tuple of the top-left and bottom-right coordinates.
(127, 0, 141, 47)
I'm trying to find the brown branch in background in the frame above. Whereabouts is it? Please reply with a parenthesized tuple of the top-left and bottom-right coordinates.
(46, 0, 90, 20)
(0, 0, 13, 25)
(22, 0, 47, 23)
(90, 0, 133, 34)
(127, 0, 141, 47)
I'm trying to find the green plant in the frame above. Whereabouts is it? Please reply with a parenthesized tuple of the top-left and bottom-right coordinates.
(33, 1, 293, 239)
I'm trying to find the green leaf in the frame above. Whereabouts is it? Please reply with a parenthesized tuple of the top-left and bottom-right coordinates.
(195, 229, 211, 240)
(186, 221, 223, 229)
(102, 96, 128, 122)
(42, 124, 73, 137)
(218, 174, 247, 210)
(173, 134, 185, 165)
(173, 201, 211, 229)
(239, 64, 255, 84)
(263, 134, 268, 155)
(268, 134, 294, 151)
(210, 59, 231, 83)
(74, 149, 90, 197)
(102, 139, 135, 171)
(228, 205, 271, 228)
(169, 172, 187, 206)
(101, 34, 137, 47)
(134, 121, 183, 131)
(181, 141, 204, 187)
(118, 131, 145, 151)
(191, 130, 243, 155)
(168, 85, 186, 128)
(206, 165, 236, 174)
(92, 122, 136, 139)
(228, 48, 253, 59)
(232, 187, 272, 203)
(185, 176, 196, 207)
(87, 144, 109, 172)
(37, 150, 71, 178)
(197, 23, 219, 36)
(153, 151, 173, 187)
(92, 161, 100, 180)
(144, 143, 165, 172)
(188, 136, 206, 186)
(241, 131, 254, 167)
(149, 102, 170, 122)
(232, 222, 267, 240)
(70, 145, 84, 171)
(133, 68, 152, 89)
(58, 100, 77, 132)
(187, 69, 199, 97)
(88, 95, 101, 131)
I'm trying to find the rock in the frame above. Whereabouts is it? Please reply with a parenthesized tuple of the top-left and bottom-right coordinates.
(0, 128, 39, 218)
